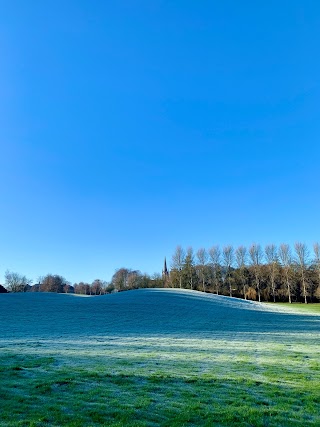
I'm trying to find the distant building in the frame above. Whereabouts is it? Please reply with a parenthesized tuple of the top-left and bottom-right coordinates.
(63, 284, 75, 294)
(28, 283, 40, 292)
(0, 284, 8, 293)
(162, 257, 170, 287)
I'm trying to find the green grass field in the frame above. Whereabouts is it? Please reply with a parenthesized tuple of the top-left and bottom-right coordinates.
(0, 290, 319, 426)
(271, 302, 320, 314)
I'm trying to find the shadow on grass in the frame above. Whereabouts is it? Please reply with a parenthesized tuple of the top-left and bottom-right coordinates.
(0, 353, 319, 427)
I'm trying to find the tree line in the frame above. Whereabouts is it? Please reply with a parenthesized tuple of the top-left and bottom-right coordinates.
(1, 242, 319, 303)
(168, 242, 320, 303)
(0, 269, 163, 295)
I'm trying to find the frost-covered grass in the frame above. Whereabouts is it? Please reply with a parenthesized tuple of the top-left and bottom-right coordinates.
(0, 289, 319, 426)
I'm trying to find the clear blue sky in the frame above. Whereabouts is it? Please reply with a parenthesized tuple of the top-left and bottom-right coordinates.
(1, 1, 319, 284)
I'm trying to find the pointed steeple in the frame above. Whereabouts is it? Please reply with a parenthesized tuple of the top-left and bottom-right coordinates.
(162, 257, 169, 286)
(164, 257, 168, 274)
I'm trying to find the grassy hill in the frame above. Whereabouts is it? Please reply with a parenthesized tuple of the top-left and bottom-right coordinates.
(0, 289, 319, 426)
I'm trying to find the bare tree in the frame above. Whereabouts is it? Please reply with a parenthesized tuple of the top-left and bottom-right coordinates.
(235, 246, 247, 299)
(184, 247, 196, 290)
(209, 246, 221, 294)
(5, 270, 32, 292)
(279, 244, 293, 303)
(222, 245, 234, 297)
(313, 244, 320, 300)
(91, 279, 104, 295)
(249, 243, 263, 302)
(111, 268, 129, 291)
(196, 248, 208, 292)
(74, 282, 91, 295)
(265, 244, 278, 302)
(294, 242, 309, 304)
(126, 271, 142, 290)
(171, 246, 185, 288)
(313, 243, 320, 290)
(41, 274, 66, 293)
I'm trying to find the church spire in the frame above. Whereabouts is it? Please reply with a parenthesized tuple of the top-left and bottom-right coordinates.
(164, 257, 168, 274)
(162, 257, 169, 286)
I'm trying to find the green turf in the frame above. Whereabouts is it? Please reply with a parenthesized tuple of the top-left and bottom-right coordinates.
(0, 334, 319, 427)
(266, 302, 320, 314)
(0, 291, 319, 426)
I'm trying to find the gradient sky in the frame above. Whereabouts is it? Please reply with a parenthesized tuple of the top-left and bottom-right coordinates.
(1, 1, 319, 285)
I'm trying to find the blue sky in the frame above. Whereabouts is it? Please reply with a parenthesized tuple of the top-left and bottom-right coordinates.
(1, 1, 319, 284)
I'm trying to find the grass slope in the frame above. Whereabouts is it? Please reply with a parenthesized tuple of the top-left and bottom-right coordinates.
(0, 289, 319, 426)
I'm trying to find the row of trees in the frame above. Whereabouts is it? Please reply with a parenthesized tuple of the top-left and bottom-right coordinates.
(169, 243, 320, 303)
(2, 272, 73, 294)
(2, 242, 319, 303)
(1, 270, 163, 295)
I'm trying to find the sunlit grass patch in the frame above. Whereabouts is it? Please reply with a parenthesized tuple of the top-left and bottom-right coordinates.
(267, 302, 320, 314)
(1, 337, 319, 427)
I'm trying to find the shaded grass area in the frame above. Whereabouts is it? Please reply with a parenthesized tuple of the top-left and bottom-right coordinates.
(0, 336, 319, 427)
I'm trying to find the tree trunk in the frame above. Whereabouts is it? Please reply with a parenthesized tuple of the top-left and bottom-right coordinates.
(285, 269, 292, 303)
(242, 272, 247, 300)
(229, 278, 232, 297)
(301, 271, 307, 303)
(287, 282, 292, 304)
(256, 275, 261, 302)
(271, 277, 276, 302)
